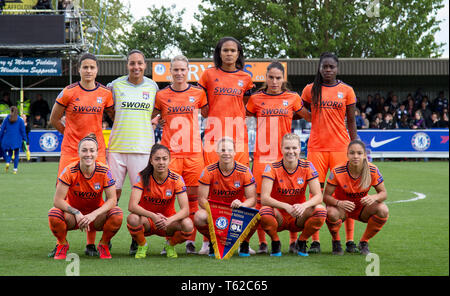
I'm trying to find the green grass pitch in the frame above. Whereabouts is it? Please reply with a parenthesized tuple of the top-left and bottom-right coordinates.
(0, 160, 448, 276)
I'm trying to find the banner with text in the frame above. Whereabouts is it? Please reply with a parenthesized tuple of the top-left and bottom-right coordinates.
(206, 200, 260, 259)
(0, 57, 62, 76)
(152, 61, 287, 82)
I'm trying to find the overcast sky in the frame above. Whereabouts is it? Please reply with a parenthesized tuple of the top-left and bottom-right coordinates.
(127, 0, 449, 58)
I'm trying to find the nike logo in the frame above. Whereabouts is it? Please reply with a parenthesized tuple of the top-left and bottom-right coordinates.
(370, 136, 401, 148)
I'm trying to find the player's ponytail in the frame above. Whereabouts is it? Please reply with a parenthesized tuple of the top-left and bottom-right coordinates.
(140, 144, 171, 189)
(348, 139, 371, 189)
(311, 52, 338, 113)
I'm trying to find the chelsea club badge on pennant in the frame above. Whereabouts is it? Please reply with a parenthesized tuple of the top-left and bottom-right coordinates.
(206, 200, 260, 259)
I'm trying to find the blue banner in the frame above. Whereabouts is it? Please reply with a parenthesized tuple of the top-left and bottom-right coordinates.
(357, 129, 449, 152)
(0, 57, 62, 76)
(23, 130, 63, 154)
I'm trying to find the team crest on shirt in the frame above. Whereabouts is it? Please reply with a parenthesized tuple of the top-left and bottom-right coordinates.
(94, 183, 101, 190)
(337, 92, 344, 99)
(237, 80, 244, 87)
(189, 96, 195, 103)
(97, 97, 103, 104)
(297, 178, 304, 185)
(283, 100, 288, 106)
(234, 181, 241, 188)
(166, 189, 173, 197)
(143, 92, 150, 100)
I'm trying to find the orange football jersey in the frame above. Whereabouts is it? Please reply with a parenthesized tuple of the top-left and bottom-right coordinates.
(198, 161, 255, 204)
(155, 84, 207, 158)
(133, 170, 187, 217)
(301, 81, 356, 152)
(58, 160, 115, 215)
(246, 90, 303, 161)
(198, 67, 254, 147)
(56, 82, 114, 156)
(262, 159, 319, 211)
(326, 162, 384, 208)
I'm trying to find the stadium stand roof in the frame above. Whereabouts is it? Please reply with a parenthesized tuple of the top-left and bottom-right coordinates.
(93, 58, 449, 77)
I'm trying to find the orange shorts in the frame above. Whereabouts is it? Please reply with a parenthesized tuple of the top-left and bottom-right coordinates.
(261, 206, 302, 233)
(307, 151, 347, 183)
(169, 156, 204, 187)
(252, 159, 274, 194)
(57, 153, 107, 177)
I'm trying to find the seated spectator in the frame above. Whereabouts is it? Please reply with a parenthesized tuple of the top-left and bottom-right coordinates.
(379, 113, 397, 130)
(361, 112, 370, 129)
(31, 94, 50, 127)
(441, 112, 449, 128)
(388, 95, 400, 113)
(406, 98, 416, 120)
(102, 120, 110, 130)
(418, 100, 432, 127)
(32, 114, 46, 128)
(430, 112, 446, 128)
(411, 110, 427, 129)
(398, 114, 411, 129)
(370, 113, 383, 129)
(355, 109, 364, 129)
(395, 104, 408, 122)
(375, 96, 386, 114)
(433, 91, 448, 114)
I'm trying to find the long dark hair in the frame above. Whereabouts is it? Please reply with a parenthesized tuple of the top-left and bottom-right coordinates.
(139, 144, 171, 189)
(348, 139, 371, 190)
(258, 61, 290, 92)
(311, 52, 339, 111)
(213, 37, 245, 70)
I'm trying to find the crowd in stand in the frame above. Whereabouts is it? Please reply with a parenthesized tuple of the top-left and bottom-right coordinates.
(355, 90, 448, 130)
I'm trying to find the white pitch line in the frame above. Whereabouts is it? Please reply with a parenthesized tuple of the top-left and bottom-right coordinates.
(386, 191, 426, 204)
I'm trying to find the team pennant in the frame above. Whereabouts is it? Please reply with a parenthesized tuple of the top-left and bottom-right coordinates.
(206, 200, 260, 259)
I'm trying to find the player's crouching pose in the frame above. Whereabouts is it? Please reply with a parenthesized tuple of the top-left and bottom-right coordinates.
(259, 133, 326, 257)
(323, 139, 389, 255)
(48, 133, 123, 260)
(126, 144, 194, 259)
(193, 137, 257, 257)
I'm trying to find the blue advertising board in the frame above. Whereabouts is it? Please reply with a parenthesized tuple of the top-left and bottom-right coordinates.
(358, 129, 449, 157)
(0, 57, 62, 76)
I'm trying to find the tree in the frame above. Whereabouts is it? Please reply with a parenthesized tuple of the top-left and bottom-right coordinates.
(81, 0, 132, 55)
(188, 0, 445, 58)
(118, 5, 191, 59)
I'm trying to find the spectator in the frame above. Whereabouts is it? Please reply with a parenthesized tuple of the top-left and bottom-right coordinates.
(102, 120, 109, 130)
(402, 93, 413, 106)
(430, 112, 446, 128)
(418, 100, 432, 127)
(355, 109, 364, 129)
(441, 112, 449, 128)
(406, 98, 416, 120)
(363, 94, 376, 120)
(395, 104, 408, 122)
(376, 96, 386, 114)
(32, 114, 46, 128)
(398, 114, 411, 129)
(411, 110, 427, 129)
(379, 113, 397, 130)
(388, 94, 400, 113)
(414, 88, 424, 108)
(360, 112, 370, 129)
(0, 92, 13, 122)
(433, 91, 448, 114)
(31, 94, 50, 127)
(370, 113, 383, 129)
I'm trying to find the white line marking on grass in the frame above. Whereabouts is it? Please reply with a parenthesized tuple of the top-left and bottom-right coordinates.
(386, 192, 426, 204)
